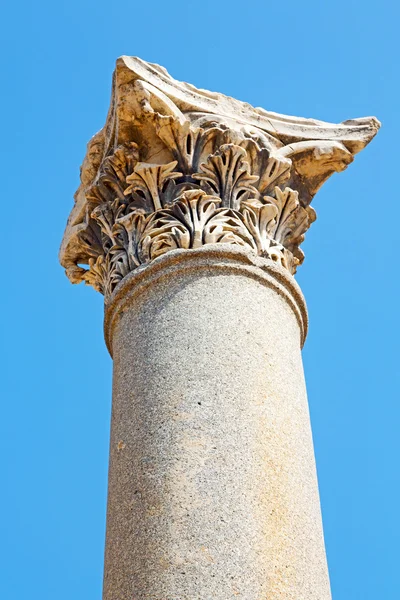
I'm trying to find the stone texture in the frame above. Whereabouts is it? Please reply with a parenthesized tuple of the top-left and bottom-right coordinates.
(58, 57, 380, 600)
(59, 56, 380, 298)
(104, 245, 327, 600)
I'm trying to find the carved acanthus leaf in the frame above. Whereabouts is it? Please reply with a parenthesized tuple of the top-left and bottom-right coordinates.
(83, 255, 114, 296)
(86, 143, 139, 207)
(252, 149, 292, 196)
(265, 187, 316, 263)
(154, 118, 201, 174)
(241, 200, 278, 254)
(140, 210, 191, 262)
(193, 144, 259, 209)
(203, 208, 255, 250)
(241, 199, 296, 272)
(110, 212, 145, 279)
(125, 161, 182, 212)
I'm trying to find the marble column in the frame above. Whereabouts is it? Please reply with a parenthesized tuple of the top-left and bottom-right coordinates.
(60, 56, 379, 600)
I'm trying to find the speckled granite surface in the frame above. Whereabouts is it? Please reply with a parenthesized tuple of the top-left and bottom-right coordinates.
(102, 246, 331, 600)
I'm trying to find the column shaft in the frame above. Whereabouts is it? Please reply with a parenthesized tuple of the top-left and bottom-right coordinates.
(102, 246, 331, 600)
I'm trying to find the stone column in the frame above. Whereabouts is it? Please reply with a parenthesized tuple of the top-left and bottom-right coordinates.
(60, 56, 379, 600)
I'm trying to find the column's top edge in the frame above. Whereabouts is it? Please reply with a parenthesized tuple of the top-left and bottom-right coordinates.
(116, 56, 380, 151)
(103, 244, 308, 357)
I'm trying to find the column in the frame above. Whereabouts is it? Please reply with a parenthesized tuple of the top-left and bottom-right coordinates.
(60, 56, 379, 600)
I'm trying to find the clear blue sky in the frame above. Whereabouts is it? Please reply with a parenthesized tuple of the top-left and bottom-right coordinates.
(0, 0, 398, 598)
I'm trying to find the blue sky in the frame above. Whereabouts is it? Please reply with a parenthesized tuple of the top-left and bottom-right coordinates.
(1, 0, 398, 598)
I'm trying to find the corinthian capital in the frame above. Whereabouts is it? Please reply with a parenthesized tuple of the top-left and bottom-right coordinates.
(60, 56, 379, 297)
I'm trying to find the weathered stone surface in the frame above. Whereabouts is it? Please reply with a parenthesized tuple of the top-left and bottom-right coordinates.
(104, 245, 327, 600)
(59, 57, 379, 298)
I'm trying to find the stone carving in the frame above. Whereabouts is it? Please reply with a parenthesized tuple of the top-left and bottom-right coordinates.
(60, 56, 380, 297)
